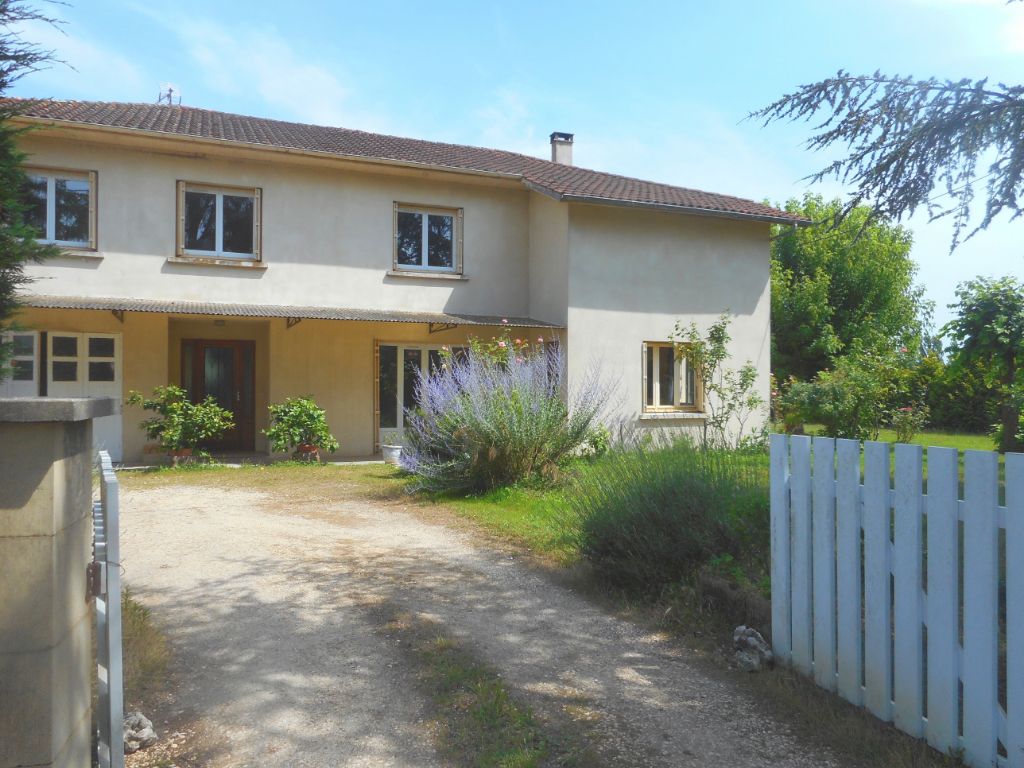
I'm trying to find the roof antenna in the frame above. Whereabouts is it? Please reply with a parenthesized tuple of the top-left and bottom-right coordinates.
(156, 84, 181, 105)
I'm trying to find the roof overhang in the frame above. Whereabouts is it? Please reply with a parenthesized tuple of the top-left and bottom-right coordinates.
(14, 113, 811, 226)
(523, 181, 811, 226)
(11, 115, 524, 185)
(17, 294, 563, 329)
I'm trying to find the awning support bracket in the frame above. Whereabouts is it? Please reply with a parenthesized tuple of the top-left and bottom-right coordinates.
(111, 309, 125, 323)
(286, 317, 303, 329)
(428, 322, 458, 334)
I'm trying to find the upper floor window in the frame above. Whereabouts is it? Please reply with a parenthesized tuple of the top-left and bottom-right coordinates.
(177, 181, 261, 260)
(643, 342, 699, 412)
(393, 203, 463, 274)
(23, 168, 97, 249)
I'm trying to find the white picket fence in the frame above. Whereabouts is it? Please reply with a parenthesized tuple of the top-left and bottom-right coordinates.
(769, 434, 1022, 768)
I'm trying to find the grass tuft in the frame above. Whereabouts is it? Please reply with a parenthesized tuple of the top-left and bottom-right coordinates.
(121, 589, 170, 707)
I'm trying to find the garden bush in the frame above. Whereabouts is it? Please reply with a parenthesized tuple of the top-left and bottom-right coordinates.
(400, 338, 608, 492)
(126, 384, 233, 460)
(265, 396, 339, 457)
(563, 440, 769, 592)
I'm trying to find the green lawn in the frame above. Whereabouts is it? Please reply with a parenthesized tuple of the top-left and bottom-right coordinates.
(803, 424, 995, 452)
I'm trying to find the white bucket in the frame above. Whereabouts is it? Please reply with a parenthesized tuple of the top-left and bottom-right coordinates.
(381, 444, 402, 466)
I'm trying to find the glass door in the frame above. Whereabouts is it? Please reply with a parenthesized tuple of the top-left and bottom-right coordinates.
(377, 343, 460, 447)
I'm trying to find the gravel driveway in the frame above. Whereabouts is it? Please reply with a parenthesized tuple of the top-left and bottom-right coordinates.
(120, 478, 836, 768)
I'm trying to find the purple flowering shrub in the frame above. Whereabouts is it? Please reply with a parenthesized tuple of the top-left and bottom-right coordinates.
(400, 339, 607, 492)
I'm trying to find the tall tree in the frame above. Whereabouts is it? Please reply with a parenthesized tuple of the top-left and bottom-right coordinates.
(752, 70, 1024, 250)
(0, 0, 60, 378)
(771, 194, 924, 382)
(942, 277, 1024, 453)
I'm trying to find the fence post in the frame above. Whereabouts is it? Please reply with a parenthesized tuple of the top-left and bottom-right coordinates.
(1006, 452, 1024, 768)
(892, 443, 924, 737)
(769, 433, 792, 664)
(863, 440, 893, 721)
(835, 438, 863, 705)
(924, 446, 960, 754)
(962, 450, 999, 767)
(94, 451, 124, 768)
(789, 435, 813, 676)
(812, 437, 837, 691)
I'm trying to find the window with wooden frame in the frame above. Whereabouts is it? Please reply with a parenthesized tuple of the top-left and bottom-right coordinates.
(177, 181, 261, 260)
(393, 203, 463, 274)
(23, 168, 97, 249)
(642, 342, 700, 412)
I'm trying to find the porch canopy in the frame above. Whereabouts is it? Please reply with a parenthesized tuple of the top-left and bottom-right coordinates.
(18, 294, 563, 331)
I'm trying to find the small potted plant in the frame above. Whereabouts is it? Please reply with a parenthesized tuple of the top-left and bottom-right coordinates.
(127, 385, 235, 465)
(264, 396, 339, 462)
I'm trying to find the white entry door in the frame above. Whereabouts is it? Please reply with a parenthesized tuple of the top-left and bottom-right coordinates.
(46, 332, 123, 461)
(0, 331, 40, 397)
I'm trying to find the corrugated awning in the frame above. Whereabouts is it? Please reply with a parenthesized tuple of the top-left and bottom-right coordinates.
(18, 294, 563, 329)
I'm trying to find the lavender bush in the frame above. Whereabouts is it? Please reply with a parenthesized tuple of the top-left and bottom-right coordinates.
(400, 339, 608, 492)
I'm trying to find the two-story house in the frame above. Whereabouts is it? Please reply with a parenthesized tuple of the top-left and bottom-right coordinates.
(1, 99, 803, 462)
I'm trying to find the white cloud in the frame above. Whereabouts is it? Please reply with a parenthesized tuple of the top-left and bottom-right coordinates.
(472, 88, 547, 157)
(132, 8, 386, 130)
(11, 17, 146, 100)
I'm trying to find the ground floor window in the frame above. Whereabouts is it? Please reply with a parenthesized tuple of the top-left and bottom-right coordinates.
(643, 341, 698, 412)
(1, 330, 123, 458)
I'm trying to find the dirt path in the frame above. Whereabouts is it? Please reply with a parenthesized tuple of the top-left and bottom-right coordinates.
(121, 482, 836, 767)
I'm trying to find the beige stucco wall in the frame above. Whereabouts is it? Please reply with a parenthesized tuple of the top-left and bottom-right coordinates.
(527, 191, 568, 326)
(14, 127, 775, 456)
(564, 204, 772, 443)
(18, 133, 530, 318)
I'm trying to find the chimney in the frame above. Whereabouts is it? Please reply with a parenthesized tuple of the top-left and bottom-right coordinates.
(550, 132, 574, 165)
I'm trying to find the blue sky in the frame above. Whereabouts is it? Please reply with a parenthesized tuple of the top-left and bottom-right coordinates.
(10, 0, 1024, 328)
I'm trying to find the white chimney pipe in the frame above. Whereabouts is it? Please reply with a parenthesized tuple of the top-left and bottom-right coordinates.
(550, 132, 574, 165)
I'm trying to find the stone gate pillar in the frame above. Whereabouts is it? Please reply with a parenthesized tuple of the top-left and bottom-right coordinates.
(0, 397, 115, 768)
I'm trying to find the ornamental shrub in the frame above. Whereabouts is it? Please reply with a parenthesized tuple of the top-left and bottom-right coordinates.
(264, 396, 339, 456)
(126, 385, 234, 458)
(781, 344, 908, 441)
(564, 439, 769, 592)
(399, 338, 608, 492)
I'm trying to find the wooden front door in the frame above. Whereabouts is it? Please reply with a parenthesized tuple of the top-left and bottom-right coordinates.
(182, 339, 256, 451)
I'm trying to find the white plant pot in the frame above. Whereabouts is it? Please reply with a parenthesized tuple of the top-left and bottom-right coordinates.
(381, 444, 402, 466)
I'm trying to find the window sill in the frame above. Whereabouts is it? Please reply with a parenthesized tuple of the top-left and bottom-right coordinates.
(386, 269, 467, 281)
(166, 256, 267, 270)
(639, 411, 706, 421)
(51, 250, 103, 261)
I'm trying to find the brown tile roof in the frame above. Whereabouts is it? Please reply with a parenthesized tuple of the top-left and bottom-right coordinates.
(7, 98, 806, 225)
(19, 294, 563, 328)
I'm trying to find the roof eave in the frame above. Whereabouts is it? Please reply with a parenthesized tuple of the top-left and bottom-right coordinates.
(523, 180, 807, 225)
(10, 114, 525, 183)
(558, 192, 810, 225)
(17, 293, 564, 329)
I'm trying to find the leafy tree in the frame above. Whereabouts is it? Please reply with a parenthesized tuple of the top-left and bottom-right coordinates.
(942, 277, 1024, 452)
(0, 1, 60, 379)
(753, 66, 1024, 250)
(771, 194, 924, 382)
